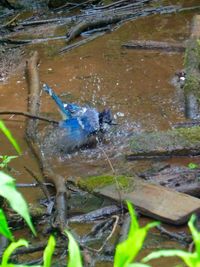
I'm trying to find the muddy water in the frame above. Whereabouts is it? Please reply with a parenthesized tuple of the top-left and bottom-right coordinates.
(0, 6, 199, 266)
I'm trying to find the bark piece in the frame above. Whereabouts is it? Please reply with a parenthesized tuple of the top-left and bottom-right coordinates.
(71, 175, 200, 225)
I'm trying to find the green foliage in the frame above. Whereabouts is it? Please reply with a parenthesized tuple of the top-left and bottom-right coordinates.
(0, 171, 36, 236)
(0, 155, 18, 169)
(0, 209, 14, 241)
(142, 214, 200, 267)
(188, 163, 199, 169)
(1, 239, 28, 266)
(0, 121, 21, 155)
(65, 230, 83, 267)
(43, 236, 56, 267)
(114, 201, 158, 267)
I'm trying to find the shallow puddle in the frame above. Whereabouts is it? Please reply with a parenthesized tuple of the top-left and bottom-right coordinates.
(0, 4, 199, 265)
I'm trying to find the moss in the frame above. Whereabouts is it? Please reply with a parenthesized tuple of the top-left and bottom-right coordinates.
(176, 126, 200, 143)
(78, 174, 134, 192)
(184, 74, 200, 93)
(130, 126, 200, 154)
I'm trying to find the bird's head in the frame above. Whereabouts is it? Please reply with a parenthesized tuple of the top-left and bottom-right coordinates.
(99, 108, 114, 132)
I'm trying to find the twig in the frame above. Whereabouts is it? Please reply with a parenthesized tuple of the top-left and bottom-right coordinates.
(59, 32, 104, 53)
(99, 147, 123, 210)
(87, 215, 119, 253)
(156, 225, 192, 244)
(0, 13, 20, 29)
(16, 182, 54, 188)
(0, 110, 58, 124)
(24, 166, 52, 203)
(0, 36, 66, 45)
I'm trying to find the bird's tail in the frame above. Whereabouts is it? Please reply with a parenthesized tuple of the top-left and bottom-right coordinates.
(43, 84, 71, 119)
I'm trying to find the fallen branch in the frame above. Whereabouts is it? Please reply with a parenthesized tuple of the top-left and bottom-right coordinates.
(156, 225, 191, 244)
(25, 51, 68, 232)
(24, 166, 52, 203)
(69, 205, 122, 222)
(0, 13, 20, 29)
(122, 40, 185, 52)
(0, 36, 66, 45)
(65, 5, 178, 44)
(0, 110, 58, 124)
(59, 32, 104, 53)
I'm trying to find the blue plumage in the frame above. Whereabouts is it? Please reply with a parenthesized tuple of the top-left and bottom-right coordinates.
(43, 84, 113, 149)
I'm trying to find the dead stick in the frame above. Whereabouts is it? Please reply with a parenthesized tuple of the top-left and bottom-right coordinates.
(86, 215, 119, 253)
(25, 51, 68, 231)
(24, 166, 52, 203)
(122, 40, 185, 52)
(0, 110, 58, 124)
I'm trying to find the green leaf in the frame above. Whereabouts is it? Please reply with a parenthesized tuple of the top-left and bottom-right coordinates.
(142, 249, 191, 263)
(114, 201, 159, 267)
(65, 230, 83, 267)
(0, 155, 18, 169)
(188, 163, 199, 170)
(1, 239, 28, 266)
(188, 215, 200, 257)
(0, 121, 21, 155)
(43, 236, 56, 267)
(0, 209, 14, 241)
(0, 171, 36, 236)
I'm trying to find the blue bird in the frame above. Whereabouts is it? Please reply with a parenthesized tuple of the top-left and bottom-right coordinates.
(43, 84, 113, 152)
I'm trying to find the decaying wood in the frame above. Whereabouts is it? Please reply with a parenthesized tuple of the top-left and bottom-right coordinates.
(128, 126, 200, 159)
(122, 40, 185, 52)
(25, 51, 68, 231)
(65, 5, 179, 44)
(71, 175, 200, 225)
(65, 18, 117, 43)
(184, 15, 200, 119)
(139, 165, 200, 198)
(98, 181, 200, 225)
(69, 205, 122, 222)
(156, 225, 191, 244)
(84, 0, 151, 15)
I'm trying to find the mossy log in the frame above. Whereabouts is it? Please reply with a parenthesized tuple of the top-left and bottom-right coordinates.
(128, 126, 200, 158)
(69, 174, 200, 225)
(184, 15, 200, 119)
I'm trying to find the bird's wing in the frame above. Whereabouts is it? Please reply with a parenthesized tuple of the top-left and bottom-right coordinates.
(79, 108, 100, 133)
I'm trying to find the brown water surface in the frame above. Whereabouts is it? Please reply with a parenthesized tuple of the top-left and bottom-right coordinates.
(0, 6, 199, 266)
